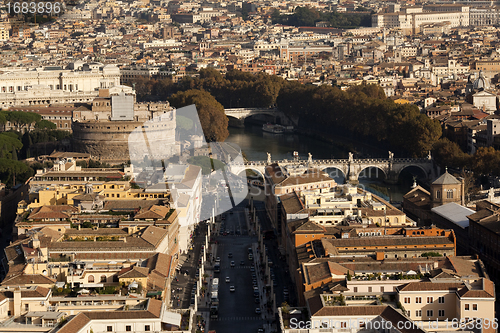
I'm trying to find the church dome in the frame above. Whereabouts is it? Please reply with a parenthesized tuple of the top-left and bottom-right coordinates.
(473, 70, 489, 90)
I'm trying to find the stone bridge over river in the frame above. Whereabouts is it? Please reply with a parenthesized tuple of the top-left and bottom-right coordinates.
(229, 153, 436, 183)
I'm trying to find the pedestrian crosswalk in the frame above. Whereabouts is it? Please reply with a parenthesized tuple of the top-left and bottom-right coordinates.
(211, 316, 262, 321)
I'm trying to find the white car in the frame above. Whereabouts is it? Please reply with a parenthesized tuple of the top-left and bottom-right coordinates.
(230, 285, 235, 292)
(255, 308, 261, 314)
(225, 276, 230, 283)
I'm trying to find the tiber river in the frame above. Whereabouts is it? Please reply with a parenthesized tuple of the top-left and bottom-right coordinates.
(226, 125, 427, 203)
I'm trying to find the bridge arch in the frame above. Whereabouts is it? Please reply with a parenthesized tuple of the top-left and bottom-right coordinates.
(322, 167, 347, 183)
(234, 167, 265, 180)
(397, 165, 428, 181)
(356, 166, 387, 180)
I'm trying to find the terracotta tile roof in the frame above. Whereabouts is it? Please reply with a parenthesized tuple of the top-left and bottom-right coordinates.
(328, 262, 349, 276)
(140, 226, 168, 247)
(280, 192, 305, 214)
(147, 253, 171, 277)
(397, 282, 463, 292)
(457, 278, 495, 298)
(305, 262, 331, 284)
(1, 273, 56, 286)
(134, 205, 171, 220)
(294, 220, 326, 233)
(280, 169, 333, 187)
(118, 266, 149, 279)
(322, 235, 453, 248)
(307, 300, 426, 333)
(71, 252, 154, 260)
(446, 256, 482, 278)
(265, 163, 286, 185)
(57, 313, 91, 333)
(28, 206, 72, 220)
(49, 237, 154, 251)
(84, 299, 162, 320)
(21, 286, 51, 298)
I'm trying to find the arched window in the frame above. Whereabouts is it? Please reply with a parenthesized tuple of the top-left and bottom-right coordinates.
(447, 190, 453, 199)
(378, 218, 382, 223)
(100, 275, 107, 283)
(395, 217, 399, 224)
(88, 275, 94, 283)
(436, 190, 441, 199)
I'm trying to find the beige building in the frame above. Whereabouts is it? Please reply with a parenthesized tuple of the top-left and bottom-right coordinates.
(397, 278, 495, 332)
(0, 63, 121, 108)
(372, 5, 470, 35)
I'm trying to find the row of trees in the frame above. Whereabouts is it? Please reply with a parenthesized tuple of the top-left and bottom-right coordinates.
(133, 68, 284, 108)
(433, 138, 500, 177)
(277, 82, 442, 157)
(271, 7, 372, 28)
(0, 111, 72, 186)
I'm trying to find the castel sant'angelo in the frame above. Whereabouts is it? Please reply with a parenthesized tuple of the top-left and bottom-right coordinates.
(72, 86, 178, 163)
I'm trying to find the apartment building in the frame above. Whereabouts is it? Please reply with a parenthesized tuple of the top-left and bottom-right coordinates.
(56, 299, 184, 333)
(467, 200, 500, 289)
(397, 278, 495, 331)
(265, 163, 336, 235)
(372, 5, 470, 35)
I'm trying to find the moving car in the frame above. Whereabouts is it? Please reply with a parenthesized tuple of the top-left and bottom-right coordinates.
(255, 308, 261, 314)
(225, 276, 230, 283)
(230, 285, 235, 292)
(230, 261, 235, 267)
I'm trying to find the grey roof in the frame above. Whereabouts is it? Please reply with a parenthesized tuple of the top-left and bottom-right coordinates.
(432, 171, 461, 185)
(431, 202, 475, 229)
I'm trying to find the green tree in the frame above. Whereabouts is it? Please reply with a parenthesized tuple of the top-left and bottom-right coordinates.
(432, 138, 470, 169)
(169, 89, 229, 142)
(35, 119, 57, 130)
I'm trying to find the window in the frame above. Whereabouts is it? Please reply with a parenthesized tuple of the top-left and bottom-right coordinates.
(438, 310, 445, 317)
(353, 287, 358, 292)
(436, 190, 441, 199)
(126, 326, 131, 332)
(447, 190, 453, 199)
(107, 327, 113, 332)
(380, 287, 384, 292)
(101, 275, 107, 283)
(145, 326, 151, 332)
(341, 322, 347, 328)
(427, 310, 433, 317)
(416, 310, 422, 317)
(416, 297, 422, 303)
(404, 297, 410, 304)
(406, 310, 411, 316)
(24, 304, 29, 311)
(438, 296, 445, 303)
(427, 297, 433, 303)
(88, 275, 94, 283)
(368, 287, 372, 292)
(473, 304, 477, 311)
(465, 304, 470, 310)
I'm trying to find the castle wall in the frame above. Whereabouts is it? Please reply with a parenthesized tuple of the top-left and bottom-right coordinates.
(72, 109, 177, 163)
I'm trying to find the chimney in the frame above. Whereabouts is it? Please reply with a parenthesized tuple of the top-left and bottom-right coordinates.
(13, 288, 21, 316)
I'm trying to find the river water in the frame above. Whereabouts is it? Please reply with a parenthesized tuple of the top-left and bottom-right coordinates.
(226, 125, 419, 202)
